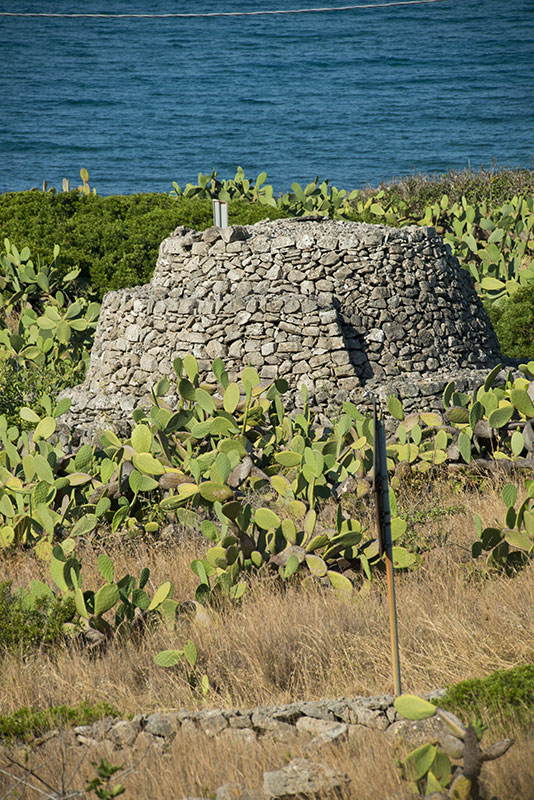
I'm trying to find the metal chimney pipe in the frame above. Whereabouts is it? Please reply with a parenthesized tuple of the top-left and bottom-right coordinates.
(220, 201, 228, 228)
(212, 199, 221, 227)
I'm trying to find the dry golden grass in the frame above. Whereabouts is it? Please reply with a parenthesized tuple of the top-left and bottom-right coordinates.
(0, 727, 405, 800)
(1, 720, 532, 800)
(0, 474, 533, 797)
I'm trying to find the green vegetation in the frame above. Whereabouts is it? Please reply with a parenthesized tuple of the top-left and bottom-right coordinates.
(0, 167, 533, 637)
(1, 167, 533, 373)
(0, 701, 120, 743)
(369, 165, 534, 211)
(1, 356, 534, 607)
(0, 579, 75, 653)
(472, 479, 534, 573)
(86, 760, 126, 800)
(171, 166, 534, 312)
(0, 359, 78, 427)
(0, 239, 99, 420)
(0, 163, 533, 799)
(489, 281, 534, 359)
(1, 165, 532, 316)
(395, 691, 514, 798)
(49, 542, 180, 640)
(0, 190, 288, 298)
(437, 664, 534, 728)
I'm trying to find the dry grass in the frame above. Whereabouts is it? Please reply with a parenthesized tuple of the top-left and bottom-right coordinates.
(0, 475, 533, 797)
(0, 727, 404, 800)
(368, 164, 534, 211)
(1, 721, 533, 800)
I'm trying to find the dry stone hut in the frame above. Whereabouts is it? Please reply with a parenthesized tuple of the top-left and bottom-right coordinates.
(61, 217, 504, 438)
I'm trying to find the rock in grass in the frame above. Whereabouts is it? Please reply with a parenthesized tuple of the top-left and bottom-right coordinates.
(263, 757, 350, 798)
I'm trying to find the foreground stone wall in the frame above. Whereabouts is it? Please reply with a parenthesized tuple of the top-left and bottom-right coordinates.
(6, 692, 450, 799)
(71, 691, 445, 750)
(62, 218, 504, 436)
(65, 692, 447, 800)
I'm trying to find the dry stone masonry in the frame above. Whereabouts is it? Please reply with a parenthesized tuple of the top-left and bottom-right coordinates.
(70, 692, 445, 749)
(62, 218, 504, 436)
(62, 692, 447, 800)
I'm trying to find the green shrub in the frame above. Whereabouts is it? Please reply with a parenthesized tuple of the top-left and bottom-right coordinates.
(0, 579, 76, 654)
(0, 359, 83, 427)
(436, 664, 534, 727)
(489, 282, 534, 358)
(0, 701, 120, 742)
(0, 193, 289, 299)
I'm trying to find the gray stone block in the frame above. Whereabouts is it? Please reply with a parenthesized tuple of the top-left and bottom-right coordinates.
(263, 758, 350, 799)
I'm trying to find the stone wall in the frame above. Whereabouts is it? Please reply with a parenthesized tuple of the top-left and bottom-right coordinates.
(64, 692, 448, 799)
(71, 691, 446, 751)
(62, 218, 504, 437)
(8, 691, 453, 799)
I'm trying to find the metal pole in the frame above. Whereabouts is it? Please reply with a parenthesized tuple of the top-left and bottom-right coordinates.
(220, 201, 228, 228)
(213, 199, 221, 227)
(373, 401, 402, 696)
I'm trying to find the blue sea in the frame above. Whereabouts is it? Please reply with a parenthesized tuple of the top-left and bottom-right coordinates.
(1, 0, 533, 196)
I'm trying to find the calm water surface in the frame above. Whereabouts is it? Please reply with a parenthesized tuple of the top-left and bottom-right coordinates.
(1, 0, 533, 195)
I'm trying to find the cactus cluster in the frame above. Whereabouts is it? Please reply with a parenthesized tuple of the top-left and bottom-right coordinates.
(23, 165, 533, 312)
(472, 479, 534, 572)
(386, 363, 534, 476)
(420, 194, 534, 308)
(49, 542, 176, 643)
(36, 167, 97, 197)
(394, 694, 514, 799)
(170, 167, 375, 220)
(1, 356, 533, 594)
(0, 239, 100, 374)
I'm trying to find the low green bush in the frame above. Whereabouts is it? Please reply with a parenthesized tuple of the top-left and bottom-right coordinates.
(489, 282, 534, 359)
(436, 664, 534, 727)
(0, 359, 82, 427)
(0, 701, 120, 742)
(0, 579, 76, 654)
(0, 193, 288, 299)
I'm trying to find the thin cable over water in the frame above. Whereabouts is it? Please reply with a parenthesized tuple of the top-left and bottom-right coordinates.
(0, 0, 453, 18)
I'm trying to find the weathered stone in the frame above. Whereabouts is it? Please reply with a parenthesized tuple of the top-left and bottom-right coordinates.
(73, 725, 93, 737)
(198, 711, 228, 736)
(296, 717, 348, 739)
(221, 225, 248, 243)
(263, 758, 350, 799)
(91, 718, 115, 740)
(110, 720, 138, 749)
(251, 713, 297, 741)
(59, 218, 507, 441)
(140, 354, 158, 372)
(202, 227, 221, 246)
(304, 724, 349, 753)
(386, 715, 443, 746)
(438, 730, 465, 759)
(297, 702, 336, 721)
(340, 701, 389, 729)
(76, 734, 99, 747)
(227, 712, 253, 728)
(206, 339, 227, 359)
(134, 730, 165, 752)
(124, 324, 141, 342)
(144, 713, 176, 739)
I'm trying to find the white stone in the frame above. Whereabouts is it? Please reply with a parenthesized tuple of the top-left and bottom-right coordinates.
(367, 328, 385, 343)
